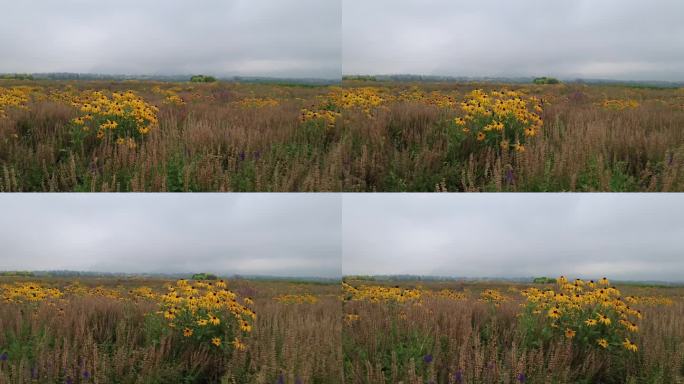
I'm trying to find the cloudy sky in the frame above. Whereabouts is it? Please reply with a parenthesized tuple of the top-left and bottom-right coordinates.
(0, 0, 341, 79)
(0, 194, 341, 278)
(343, 0, 684, 81)
(343, 194, 684, 282)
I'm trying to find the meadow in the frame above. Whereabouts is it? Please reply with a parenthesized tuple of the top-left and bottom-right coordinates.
(1, 79, 682, 191)
(343, 277, 684, 384)
(0, 276, 341, 384)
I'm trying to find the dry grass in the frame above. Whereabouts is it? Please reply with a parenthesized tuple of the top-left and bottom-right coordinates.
(1, 80, 682, 191)
(0, 277, 341, 384)
(343, 279, 684, 384)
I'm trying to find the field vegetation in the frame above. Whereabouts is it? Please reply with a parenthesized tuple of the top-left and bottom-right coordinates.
(343, 277, 684, 383)
(0, 276, 341, 384)
(1, 79, 682, 191)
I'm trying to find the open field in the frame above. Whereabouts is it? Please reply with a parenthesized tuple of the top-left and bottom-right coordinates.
(1, 80, 682, 191)
(343, 277, 684, 384)
(0, 276, 341, 384)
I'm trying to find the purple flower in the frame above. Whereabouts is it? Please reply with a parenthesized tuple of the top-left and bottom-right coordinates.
(83, 370, 91, 379)
(454, 370, 463, 383)
(505, 168, 515, 185)
(517, 373, 526, 382)
(0, 351, 7, 361)
(238, 151, 246, 161)
(66, 377, 74, 384)
(423, 354, 433, 363)
(31, 367, 38, 379)
(276, 374, 284, 384)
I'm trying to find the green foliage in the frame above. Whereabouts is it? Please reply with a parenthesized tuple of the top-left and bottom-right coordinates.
(190, 273, 218, 280)
(190, 75, 216, 83)
(534, 77, 561, 84)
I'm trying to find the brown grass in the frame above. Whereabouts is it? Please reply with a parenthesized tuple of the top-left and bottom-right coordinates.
(343, 279, 684, 384)
(0, 277, 342, 384)
(1, 80, 682, 191)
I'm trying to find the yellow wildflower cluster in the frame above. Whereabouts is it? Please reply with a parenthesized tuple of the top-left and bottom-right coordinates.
(70, 90, 158, 144)
(328, 87, 388, 116)
(128, 286, 158, 300)
(0, 86, 32, 119)
(601, 99, 639, 110)
(428, 289, 468, 301)
(520, 276, 642, 353)
(397, 87, 457, 108)
(1, 282, 63, 303)
(479, 289, 507, 306)
(159, 279, 255, 351)
(343, 282, 422, 303)
(625, 295, 674, 307)
(63, 282, 122, 300)
(456, 89, 543, 152)
(234, 97, 279, 108)
(274, 293, 319, 304)
(299, 107, 340, 128)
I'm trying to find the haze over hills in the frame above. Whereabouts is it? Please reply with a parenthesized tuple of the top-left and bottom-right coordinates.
(0, 72, 340, 85)
(0, 270, 339, 283)
(342, 74, 684, 88)
(343, 275, 684, 286)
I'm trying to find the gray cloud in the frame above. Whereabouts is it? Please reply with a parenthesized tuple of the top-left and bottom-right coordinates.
(0, 194, 341, 278)
(342, 194, 684, 282)
(0, 0, 341, 79)
(343, 0, 684, 81)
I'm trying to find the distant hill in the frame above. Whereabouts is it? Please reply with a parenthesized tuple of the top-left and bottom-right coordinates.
(0, 269, 339, 283)
(0, 72, 340, 85)
(343, 74, 684, 88)
(343, 275, 684, 286)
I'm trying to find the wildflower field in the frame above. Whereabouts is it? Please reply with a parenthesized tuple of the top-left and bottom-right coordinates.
(343, 277, 684, 384)
(0, 276, 341, 384)
(1, 79, 682, 191)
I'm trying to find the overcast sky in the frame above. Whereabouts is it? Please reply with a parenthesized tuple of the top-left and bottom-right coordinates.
(0, 0, 341, 79)
(343, 194, 684, 282)
(0, 194, 341, 278)
(343, 0, 684, 81)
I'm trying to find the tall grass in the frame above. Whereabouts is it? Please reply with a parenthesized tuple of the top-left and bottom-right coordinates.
(1, 80, 682, 191)
(343, 280, 684, 384)
(0, 277, 342, 384)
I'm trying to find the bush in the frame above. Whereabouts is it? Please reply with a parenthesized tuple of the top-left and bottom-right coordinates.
(533, 77, 560, 84)
(190, 75, 216, 83)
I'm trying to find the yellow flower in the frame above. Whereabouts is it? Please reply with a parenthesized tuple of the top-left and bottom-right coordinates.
(622, 338, 638, 352)
(476, 132, 486, 141)
(585, 319, 597, 327)
(597, 338, 609, 348)
(208, 314, 220, 325)
(197, 319, 208, 326)
(183, 328, 193, 337)
(564, 328, 576, 339)
(454, 117, 466, 126)
(211, 337, 222, 347)
(514, 142, 525, 153)
(548, 307, 561, 319)
(232, 337, 246, 351)
(597, 313, 611, 326)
